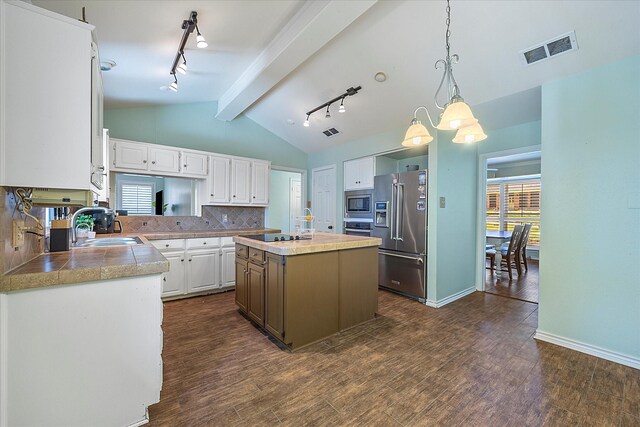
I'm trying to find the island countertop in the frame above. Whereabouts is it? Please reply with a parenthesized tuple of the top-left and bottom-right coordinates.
(233, 232, 381, 256)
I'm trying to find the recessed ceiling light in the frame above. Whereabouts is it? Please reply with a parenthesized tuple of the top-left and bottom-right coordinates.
(374, 72, 387, 82)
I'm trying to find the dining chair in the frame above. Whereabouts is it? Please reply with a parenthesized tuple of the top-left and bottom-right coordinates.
(486, 244, 496, 272)
(500, 225, 524, 280)
(518, 223, 532, 271)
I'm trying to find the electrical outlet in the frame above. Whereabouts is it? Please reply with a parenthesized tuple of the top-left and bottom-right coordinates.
(439, 197, 446, 208)
(222, 214, 228, 223)
(12, 220, 26, 248)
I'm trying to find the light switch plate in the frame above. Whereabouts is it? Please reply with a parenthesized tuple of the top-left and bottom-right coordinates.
(439, 197, 446, 208)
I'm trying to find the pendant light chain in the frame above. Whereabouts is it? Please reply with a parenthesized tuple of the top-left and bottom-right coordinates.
(445, 0, 451, 61)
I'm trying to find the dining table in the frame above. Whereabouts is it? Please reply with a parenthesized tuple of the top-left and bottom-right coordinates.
(486, 230, 513, 266)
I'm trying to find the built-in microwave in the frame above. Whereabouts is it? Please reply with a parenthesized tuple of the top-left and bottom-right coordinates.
(345, 190, 372, 219)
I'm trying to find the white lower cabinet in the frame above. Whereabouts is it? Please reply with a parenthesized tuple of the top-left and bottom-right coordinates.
(221, 246, 236, 287)
(155, 238, 236, 299)
(187, 250, 219, 293)
(161, 251, 185, 298)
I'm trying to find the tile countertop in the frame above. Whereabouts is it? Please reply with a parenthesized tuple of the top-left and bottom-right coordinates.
(139, 228, 280, 240)
(234, 232, 382, 256)
(0, 244, 168, 293)
(0, 228, 281, 293)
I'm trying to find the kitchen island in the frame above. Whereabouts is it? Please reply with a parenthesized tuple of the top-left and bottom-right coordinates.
(233, 232, 382, 350)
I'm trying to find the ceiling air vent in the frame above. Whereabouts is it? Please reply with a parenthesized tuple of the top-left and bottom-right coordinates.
(520, 31, 578, 65)
(322, 128, 340, 137)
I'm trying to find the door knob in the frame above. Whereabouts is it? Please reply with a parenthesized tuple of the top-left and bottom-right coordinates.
(328, 225, 333, 230)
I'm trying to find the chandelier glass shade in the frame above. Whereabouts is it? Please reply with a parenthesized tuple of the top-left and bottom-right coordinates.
(402, 120, 433, 147)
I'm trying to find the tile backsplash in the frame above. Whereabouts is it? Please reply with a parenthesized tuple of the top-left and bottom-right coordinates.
(0, 188, 45, 274)
(116, 206, 265, 233)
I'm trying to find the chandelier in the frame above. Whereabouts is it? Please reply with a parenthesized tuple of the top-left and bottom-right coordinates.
(402, 0, 487, 147)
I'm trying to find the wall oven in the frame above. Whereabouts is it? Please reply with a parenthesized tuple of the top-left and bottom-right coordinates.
(344, 221, 372, 236)
(345, 190, 372, 219)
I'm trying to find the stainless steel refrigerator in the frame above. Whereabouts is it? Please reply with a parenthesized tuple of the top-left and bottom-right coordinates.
(372, 170, 427, 299)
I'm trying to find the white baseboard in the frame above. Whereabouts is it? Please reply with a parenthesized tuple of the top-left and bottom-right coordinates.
(125, 409, 149, 427)
(534, 330, 640, 370)
(425, 286, 476, 308)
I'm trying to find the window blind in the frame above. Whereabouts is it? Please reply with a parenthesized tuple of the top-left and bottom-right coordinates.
(486, 178, 541, 246)
(121, 183, 154, 215)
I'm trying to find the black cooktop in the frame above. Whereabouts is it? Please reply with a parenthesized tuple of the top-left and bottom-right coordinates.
(244, 233, 311, 242)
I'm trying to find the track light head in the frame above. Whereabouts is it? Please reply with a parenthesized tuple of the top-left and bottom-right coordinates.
(196, 25, 208, 48)
(169, 74, 178, 92)
(304, 114, 310, 127)
(325, 105, 331, 119)
(177, 55, 187, 75)
(339, 98, 345, 113)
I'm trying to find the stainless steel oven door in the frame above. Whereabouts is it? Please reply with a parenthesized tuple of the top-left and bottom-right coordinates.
(344, 227, 372, 236)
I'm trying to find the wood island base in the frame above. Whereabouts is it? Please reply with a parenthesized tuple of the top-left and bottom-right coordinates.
(233, 233, 380, 350)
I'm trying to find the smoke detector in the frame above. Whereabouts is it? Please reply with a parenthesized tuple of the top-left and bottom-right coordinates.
(100, 60, 117, 71)
(520, 31, 578, 65)
(322, 128, 340, 137)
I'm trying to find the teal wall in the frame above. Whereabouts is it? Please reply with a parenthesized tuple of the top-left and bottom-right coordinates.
(104, 102, 307, 170)
(267, 170, 302, 233)
(493, 162, 540, 178)
(433, 136, 478, 301)
(399, 155, 429, 172)
(538, 55, 640, 360)
(478, 120, 541, 156)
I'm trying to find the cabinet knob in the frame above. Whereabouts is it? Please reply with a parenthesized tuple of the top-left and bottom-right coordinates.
(189, 259, 192, 262)
(152, 161, 156, 164)
(181, 259, 184, 262)
(143, 160, 148, 164)
(184, 164, 187, 167)
(210, 194, 214, 197)
(253, 196, 256, 199)
(203, 242, 207, 245)
(233, 195, 236, 198)
(163, 277, 166, 282)
(165, 244, 169, 248)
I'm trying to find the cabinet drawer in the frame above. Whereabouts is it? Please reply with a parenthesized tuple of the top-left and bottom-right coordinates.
(150, 239, 185, 251)
(220, 237, 234, 247)
(187, 237, 220, 249)
(236, 244, 248, 259)
(249, 248, 265, 264)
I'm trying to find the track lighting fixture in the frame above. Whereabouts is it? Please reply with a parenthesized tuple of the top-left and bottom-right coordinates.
(196, 25, 208, 48)
(169, 74, 178, 92)
(164, 11, 207, 92)
(177, 54, 187, 75)
(303, 86, 361, 128)
(402, 0, 486, 146)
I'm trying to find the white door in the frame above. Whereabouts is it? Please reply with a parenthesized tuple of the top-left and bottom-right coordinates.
(289, 178, 302, 233)
(149, 147, 180, 173)
(187, 250, 219, 293)
(114, 140, 148, 170)
(231, 158, 251, 204)
(162, 252, 185, 298)
(220, 247, 236, 288)
(182, 152, 208, 176)
(209, 156, 231, 203)
(251, 160, 270, 205)
(312, 165, 337, 233)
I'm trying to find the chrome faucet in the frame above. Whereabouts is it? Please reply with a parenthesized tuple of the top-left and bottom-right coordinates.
(71, 206, 107, 243)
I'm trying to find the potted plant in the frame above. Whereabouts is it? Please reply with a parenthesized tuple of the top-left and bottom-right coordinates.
(75, 213, 95, 238)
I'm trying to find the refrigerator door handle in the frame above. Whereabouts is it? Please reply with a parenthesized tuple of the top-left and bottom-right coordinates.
(379, 250, 424, 263)
(390, 183, 397, 240)
(396, 183, 404, 241)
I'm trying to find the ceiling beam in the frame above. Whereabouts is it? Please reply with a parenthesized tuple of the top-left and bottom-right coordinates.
(215, 0, 377, 122)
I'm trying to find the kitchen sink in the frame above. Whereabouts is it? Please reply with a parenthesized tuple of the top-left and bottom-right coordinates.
(73, 237, 143, 248)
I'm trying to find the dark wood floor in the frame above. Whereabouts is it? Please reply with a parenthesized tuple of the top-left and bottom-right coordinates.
(486, 259, 539, 303)
(149, 290, 639, 426)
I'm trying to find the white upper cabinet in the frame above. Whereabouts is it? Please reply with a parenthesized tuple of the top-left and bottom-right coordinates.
(344, 156, 375, 190)
(182, 152, 208, 176)
(251, 161, 270, 205)
(209, 156, 231, 204)
(0, 1, 97, 190)
(113, 139, 148, 170)
(231, 159, 252, 204)
(149, 146, 180, 173)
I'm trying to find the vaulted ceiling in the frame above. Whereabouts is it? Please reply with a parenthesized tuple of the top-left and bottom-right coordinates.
(34, 1, 640, 153)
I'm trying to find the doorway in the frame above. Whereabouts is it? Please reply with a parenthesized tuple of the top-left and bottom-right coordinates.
(476, 147, 541, 304)
(311, 165, 337, 233)
(266, 168, 305, 233)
